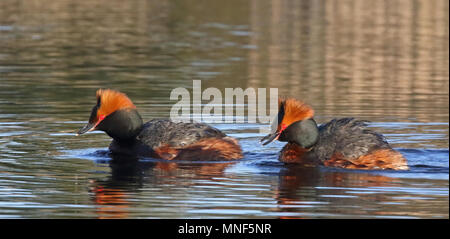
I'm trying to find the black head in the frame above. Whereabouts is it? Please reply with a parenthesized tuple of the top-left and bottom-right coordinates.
(278, 119, 319, 148)
(77, 89, 143, 142)
(260, 98, 318, 148)
(95, 108, 143, 142)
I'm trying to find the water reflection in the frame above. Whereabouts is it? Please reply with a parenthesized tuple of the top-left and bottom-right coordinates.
(0, 0, 448, 218)
(90, 154, 237, 219)
(1, 0, 447, 124)
(248, 0, 449, 122)
(274, 164, 448, 218)
(273, 166, 398, 218)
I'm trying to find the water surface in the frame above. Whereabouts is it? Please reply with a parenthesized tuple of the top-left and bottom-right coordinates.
(0, 0, 448, 218)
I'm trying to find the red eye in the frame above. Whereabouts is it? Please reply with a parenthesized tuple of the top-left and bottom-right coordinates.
(99, 115, 105, 121)
(281, 124, 287, 131)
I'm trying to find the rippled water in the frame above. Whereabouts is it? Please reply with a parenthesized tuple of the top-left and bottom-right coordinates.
(0, 0, 448, 218)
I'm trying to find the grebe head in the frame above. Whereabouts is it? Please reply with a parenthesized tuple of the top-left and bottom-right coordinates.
(77, 89, 143, 141)
(261, 97, 319, 148)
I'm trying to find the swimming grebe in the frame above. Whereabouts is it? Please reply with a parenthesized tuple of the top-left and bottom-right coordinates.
(261, 97, 408, 170)
(77, 89, 243, 161)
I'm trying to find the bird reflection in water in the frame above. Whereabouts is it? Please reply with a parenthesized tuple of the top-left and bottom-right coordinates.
(274, 165, 400, 219)
(89, 154, 235, 219)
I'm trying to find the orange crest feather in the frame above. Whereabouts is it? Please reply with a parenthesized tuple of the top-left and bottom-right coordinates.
(96, 89, 136, 117)
(279, 97, 314, 129)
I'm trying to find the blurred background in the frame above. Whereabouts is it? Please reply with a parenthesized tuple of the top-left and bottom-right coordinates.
(1, 0, 448, 123)
(0, 0, 448, 219)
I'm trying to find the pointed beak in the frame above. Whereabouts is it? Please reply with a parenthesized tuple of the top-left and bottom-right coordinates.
(76, 122, 97, 136)
(260, 131, 281, 145)
(76, 114, 105, 136)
